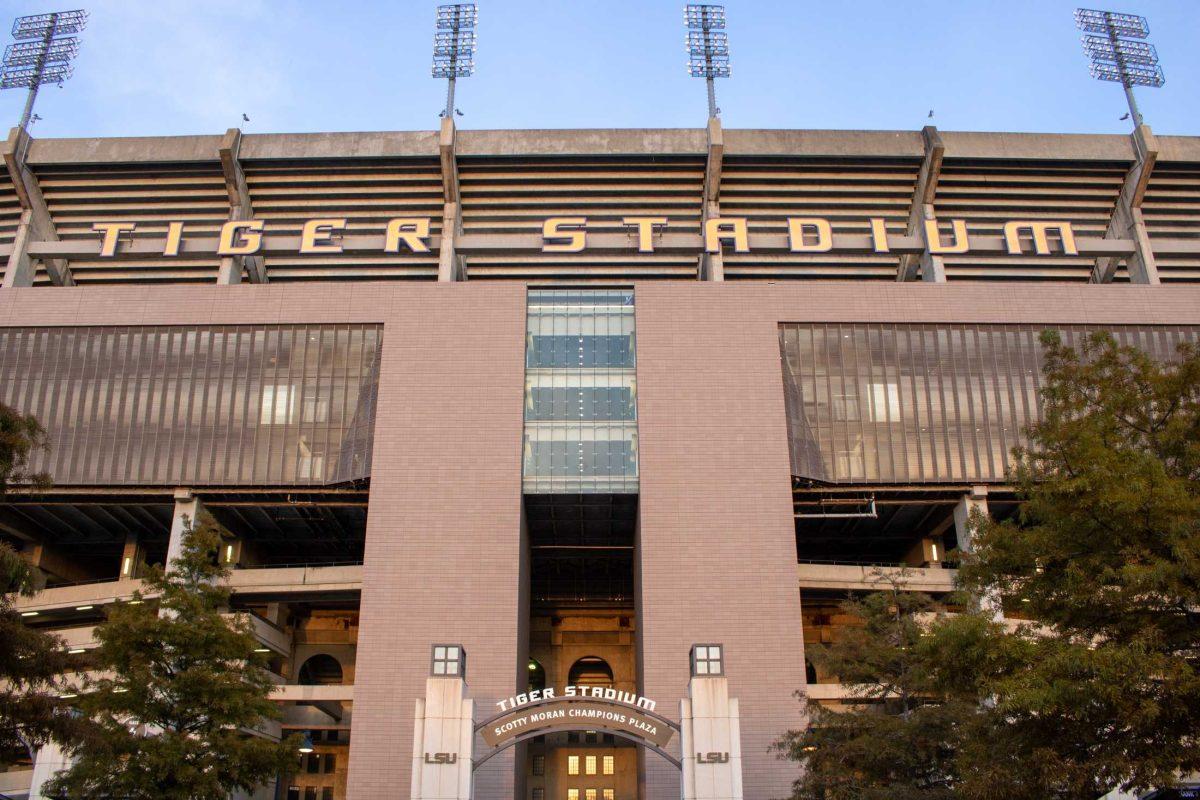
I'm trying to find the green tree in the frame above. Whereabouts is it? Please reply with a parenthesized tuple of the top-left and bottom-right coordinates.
(774, 573, 1017, 800)
(0, 403, 85, 764)
(44, 513, 299, 800)
(777, 331, 1200, 799)
(956, 331, 1200, 798)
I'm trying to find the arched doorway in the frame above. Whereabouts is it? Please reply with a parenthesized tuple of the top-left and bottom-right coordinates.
(298, 653, 344, 685)
(568, 656, 614, 688)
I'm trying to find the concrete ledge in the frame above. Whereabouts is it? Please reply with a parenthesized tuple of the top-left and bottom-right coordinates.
(227, 564, 364, 596)
(797, 563, 958, 593)
(18, 128, 1195, 165)
(803, 683, 857, 701)
(273, 683, 355, 702)
(13, 578, 147, 613)
(27, 134, 224, 165)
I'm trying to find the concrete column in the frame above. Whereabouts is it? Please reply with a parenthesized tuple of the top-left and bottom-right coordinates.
(952, 486, 988, 554)
(953, 487, 1003, 619)
(217, 128, 267, 285)
(218, 536, 245, 568)
(27, 740, 70, 800)
(410, 675, 474, 800)
(120, 532, 144, 579)
(438, 201, 462, 282)
(1091, 125, 1159, 285)
(699, 117, 724, 282)
(438, 119, 462, 282)
(2, 126, 73, 288)
(904, 537, 943, 568)
(897, 126, 945, 282)
(168, 488, 202, 568)
(680, 671, 743, 800)
(918, 204, 948, 284)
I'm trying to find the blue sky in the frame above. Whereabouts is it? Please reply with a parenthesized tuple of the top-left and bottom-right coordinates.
(0, 0, 1195, 138)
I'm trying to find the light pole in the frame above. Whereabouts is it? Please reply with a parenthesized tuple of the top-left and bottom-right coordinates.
(685, 4, 730, 119)
(0, 9, 88, 131)
(1075, 8, 1165, 128)
(432, 3, 477, 119)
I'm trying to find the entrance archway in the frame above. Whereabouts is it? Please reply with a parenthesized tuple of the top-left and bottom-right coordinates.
(473, 693, 682, 772)
(474, 724, 680, 770)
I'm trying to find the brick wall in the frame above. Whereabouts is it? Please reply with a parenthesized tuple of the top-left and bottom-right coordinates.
(635, 283, 807, 799)
(6, 281, 1200, 799)
(345, 284, 528, 799)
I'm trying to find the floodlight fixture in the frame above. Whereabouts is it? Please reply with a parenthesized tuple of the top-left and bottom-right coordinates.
(1088, 61, 1165, 88)
(1, 9, 88, 130)
(1074, 8, 1164, 127)
(1074, 8, 1148, 38)
(1080, 35, 1158, 66)
(432, 3, 477, 119)
(684, 4, 730, 119)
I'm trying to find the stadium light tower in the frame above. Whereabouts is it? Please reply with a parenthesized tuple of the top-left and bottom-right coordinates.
(1074, 8, 1164, 128)
(1, 9, 88, 131)
(685, 4, 729, 119)
(432, 3, 477, 119)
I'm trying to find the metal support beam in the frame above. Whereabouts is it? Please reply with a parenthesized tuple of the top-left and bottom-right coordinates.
(217, 128, 267, 285)
(699, 116, 724, 281)
(1091, 124, 1159, 284)
(897, 126, 945, 282)
(2, 126, 73, 287)
(438, 118, 463, 281)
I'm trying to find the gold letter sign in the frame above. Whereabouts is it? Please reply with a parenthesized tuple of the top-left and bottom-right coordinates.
(543, 217, 587, 253)
(217, 220, 264, 256)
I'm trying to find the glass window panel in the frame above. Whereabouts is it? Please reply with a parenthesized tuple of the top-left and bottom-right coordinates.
(779, 323, 1200, 484)
(0, 324, 381, 487)
(523, 289, 638, 494)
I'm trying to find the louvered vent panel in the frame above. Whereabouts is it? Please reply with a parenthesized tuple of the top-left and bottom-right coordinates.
(935, 159, 1126, 281)
(245, 158, 443, 281)
(0, 171, 20, 247)
(36, 162, 227, 284)
(1142, 162, 1200, 282)
(719, 157, 919, 280)
(459, 156, 704, 280)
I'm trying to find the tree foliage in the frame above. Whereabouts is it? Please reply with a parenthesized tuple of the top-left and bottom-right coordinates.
(956, 331, 1200, 797)
(774, 575, 1018, 800)
(43, 513, 299, 800)
(0, 402, 85, 761)
(0, 401, 49, 496)
(778, 331, 1200, 799)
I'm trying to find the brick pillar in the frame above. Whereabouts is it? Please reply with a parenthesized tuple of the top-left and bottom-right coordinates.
(346, 284, 528, 800)
(635, 284, 805, 799)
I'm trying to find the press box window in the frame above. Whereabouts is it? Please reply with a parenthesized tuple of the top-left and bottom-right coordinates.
(431, 644, 465, 676)
(691, 643, 724, 676)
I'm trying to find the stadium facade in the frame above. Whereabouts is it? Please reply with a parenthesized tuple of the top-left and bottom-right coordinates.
(1, 117, 1199, 800)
